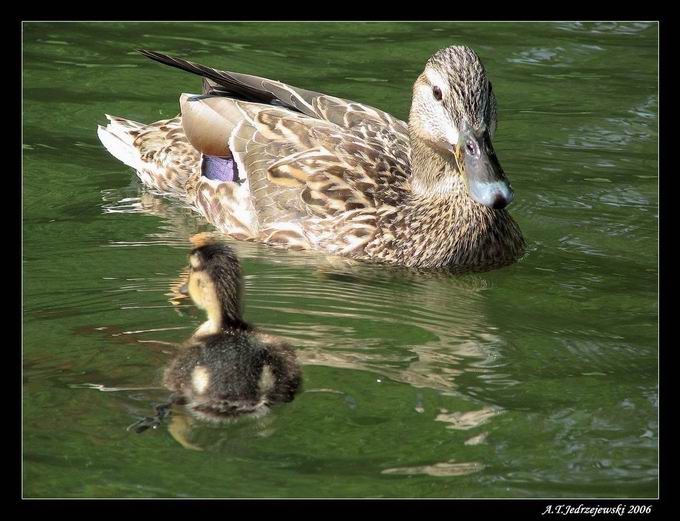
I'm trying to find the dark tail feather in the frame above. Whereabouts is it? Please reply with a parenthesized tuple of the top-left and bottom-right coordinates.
(138, 49, 276, 105)
(202, 78, 225, 96)
(137, 49, 322, 118)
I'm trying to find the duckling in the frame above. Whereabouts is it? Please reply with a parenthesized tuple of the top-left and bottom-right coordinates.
(162, 240, 302, 422)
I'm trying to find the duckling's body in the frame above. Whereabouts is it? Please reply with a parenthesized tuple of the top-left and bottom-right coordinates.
(98, 46, 525, 270)
(163, 240, 301, 421)
(163, 330, 300, 420)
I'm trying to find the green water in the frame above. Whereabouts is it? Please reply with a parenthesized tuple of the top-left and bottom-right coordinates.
(22, 22, 658, 498)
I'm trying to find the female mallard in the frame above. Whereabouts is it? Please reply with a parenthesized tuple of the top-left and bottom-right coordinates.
(98, 46, 525, 270)
(162, 237, 302, 422)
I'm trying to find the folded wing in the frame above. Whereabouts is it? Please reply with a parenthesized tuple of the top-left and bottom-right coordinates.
(142, 50, 411, 237)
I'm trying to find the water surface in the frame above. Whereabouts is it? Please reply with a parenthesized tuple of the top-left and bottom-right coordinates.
(23, 21, 658, 498)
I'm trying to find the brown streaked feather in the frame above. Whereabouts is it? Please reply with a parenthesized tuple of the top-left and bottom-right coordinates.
(119, 116, 201, 196)
(140, 49, 411, 149)
(137, 51, 414, 231)
(228, 106, 409, 229)
(311, 95, 410, 165)
(99, 47, 526, 269)
(139, 49, 323, 116)
(190, 176, 257, 240)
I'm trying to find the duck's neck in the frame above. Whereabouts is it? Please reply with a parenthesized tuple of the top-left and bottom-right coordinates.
(193, 300, 250, 338)
(394, 135, 525, 269)
(409, 138, 460, 197)
(194, 314, 221, 338)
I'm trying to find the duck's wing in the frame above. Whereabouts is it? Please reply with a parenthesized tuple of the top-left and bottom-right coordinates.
(142, 50, 412, 252)
(257, 334, 302, 403)
(231, 106, 410, 236)
(139, 50, 410, 157)
(182, 95, 410, 253)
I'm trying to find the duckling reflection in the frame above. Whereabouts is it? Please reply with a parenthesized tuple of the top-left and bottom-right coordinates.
(169, 239, 302, 421)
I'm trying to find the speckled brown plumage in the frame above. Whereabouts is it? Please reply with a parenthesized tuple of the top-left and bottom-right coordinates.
(98, 46, 525, 271)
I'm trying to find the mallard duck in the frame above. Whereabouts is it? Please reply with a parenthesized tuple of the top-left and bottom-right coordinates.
(98, 46, 525, 270)
(161, 237, 302, 421)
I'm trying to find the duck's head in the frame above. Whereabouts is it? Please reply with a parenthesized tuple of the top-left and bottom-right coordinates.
(182, 239, 247, 332)
(409, 45, 513, 210)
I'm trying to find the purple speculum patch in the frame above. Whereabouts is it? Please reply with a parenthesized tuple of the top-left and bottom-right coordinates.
(201, 155, 240, 183)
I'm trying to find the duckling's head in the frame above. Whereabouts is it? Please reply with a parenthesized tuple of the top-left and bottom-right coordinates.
(186, 242, 247, 332)
(409, 45, 513, 210)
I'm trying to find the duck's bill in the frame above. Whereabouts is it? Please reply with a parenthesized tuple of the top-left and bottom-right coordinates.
(458, 128, 514, 210)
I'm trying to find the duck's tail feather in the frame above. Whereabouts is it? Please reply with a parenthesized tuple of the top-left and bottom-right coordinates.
(138, 49, 276, 105)
(97, 114, 201, 197)
(97, 115, 146, 171)
(138, 49, 322, 118)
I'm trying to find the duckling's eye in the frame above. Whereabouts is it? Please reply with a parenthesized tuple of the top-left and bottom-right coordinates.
(432, 85, 443, 101)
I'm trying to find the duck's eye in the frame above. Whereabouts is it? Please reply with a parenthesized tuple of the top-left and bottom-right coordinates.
(466, 140, 476, 155)
(432, 85, 443, 101)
